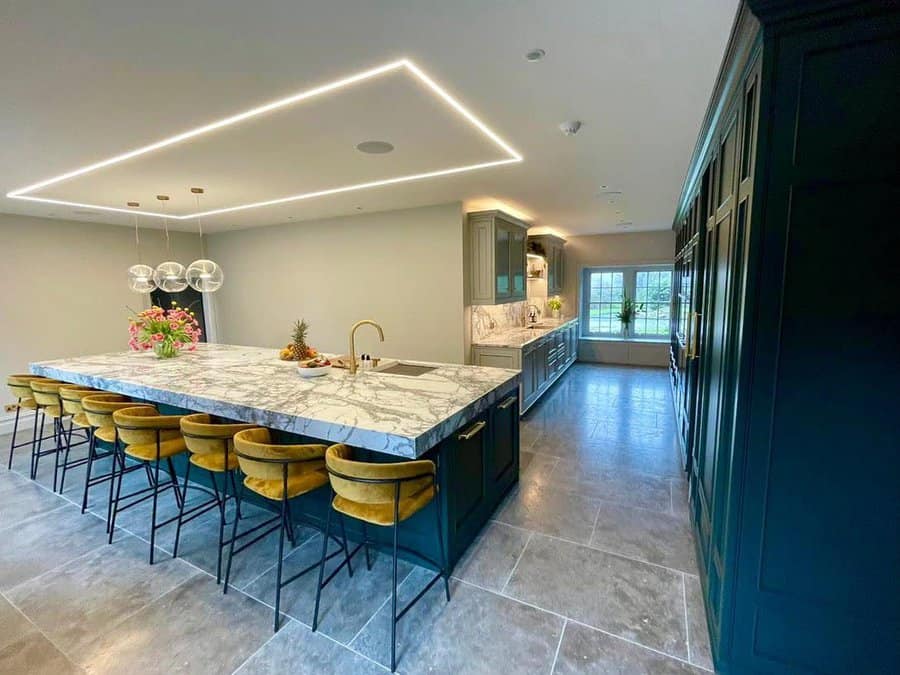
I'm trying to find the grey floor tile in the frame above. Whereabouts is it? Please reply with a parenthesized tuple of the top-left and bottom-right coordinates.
(77, 574, 273, 674)
(494, 483, 600, 544)
(672, 479, 691, 521)
(234, 617, 387, 674)
(519, 451, 559, 489)
(0, 595, 34, 653)
(0, 628, 83, 675)
(685, 575, 713, 670)
(7, 535, 198, 658)
(590, 501, 698, 573)
(553, 621, 706, 674)
(453, 521, 531, 591)
(506, 534, 688, 659)
(548, 459, 673, 513)
(0, 470, 69, 526)
(351, 571, 564, 674)
(243, 533, 413, 644)
(0, 505, 108, 590)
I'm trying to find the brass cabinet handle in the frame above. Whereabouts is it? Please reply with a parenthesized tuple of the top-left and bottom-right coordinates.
(498, 395, 517, 410)
(458, 420, 487, 441)
(689, 312, 701, 359)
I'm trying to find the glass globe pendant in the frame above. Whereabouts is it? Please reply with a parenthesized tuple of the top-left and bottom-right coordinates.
(153, 194, 188, 292)
(126, 202, 158, 293)
(186, 187, 224, 293)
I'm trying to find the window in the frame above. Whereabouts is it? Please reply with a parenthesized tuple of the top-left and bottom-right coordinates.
(582, 265, 672, 339)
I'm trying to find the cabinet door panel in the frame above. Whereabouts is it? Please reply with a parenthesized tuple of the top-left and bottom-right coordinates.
(450, 417, 488, 539)
(491, 394, 518, 485)
(510, 228, 526, 299)
(495, 224, 510, 299)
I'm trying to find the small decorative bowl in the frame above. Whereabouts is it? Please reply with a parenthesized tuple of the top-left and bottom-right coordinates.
(296, 363, 331, 378)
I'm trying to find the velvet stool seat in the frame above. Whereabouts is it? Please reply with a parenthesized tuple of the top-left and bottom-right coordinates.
(225, 427, 354, 632)
(314, 443, 450, 672)
(5, 374, 47, 471)
(55, 385, 100, 494)
(28, 378, 71, 487)
(109, 406, 188, 563)
(174, 413, 258, 583)
(80, 394, 155, 528)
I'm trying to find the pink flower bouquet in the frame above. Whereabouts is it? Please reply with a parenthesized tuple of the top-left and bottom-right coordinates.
(128, 302, 202, 359)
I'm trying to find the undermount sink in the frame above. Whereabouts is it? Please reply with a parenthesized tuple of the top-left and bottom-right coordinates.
(372, 362, 438, 377)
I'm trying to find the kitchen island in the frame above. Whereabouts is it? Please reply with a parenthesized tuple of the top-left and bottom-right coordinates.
(30, 344, 521, 566)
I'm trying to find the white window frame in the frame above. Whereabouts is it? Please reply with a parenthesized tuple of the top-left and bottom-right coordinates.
(581, 264, 673, 340)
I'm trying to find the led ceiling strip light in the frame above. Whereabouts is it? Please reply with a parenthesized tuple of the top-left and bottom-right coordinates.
(6, 59, 522, 220)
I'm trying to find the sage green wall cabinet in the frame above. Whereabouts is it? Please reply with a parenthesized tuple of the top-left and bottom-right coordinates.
(470, 346, 521, 370)
(528, 234, 566, 295)
(670, 2, 900, 673)
(467, 210, 528, 305)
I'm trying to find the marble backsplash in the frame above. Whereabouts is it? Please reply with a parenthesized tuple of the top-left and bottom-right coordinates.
(471, 301, 530, 341)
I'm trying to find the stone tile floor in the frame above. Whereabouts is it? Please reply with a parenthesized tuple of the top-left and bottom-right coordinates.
(0, 363, 712, 673)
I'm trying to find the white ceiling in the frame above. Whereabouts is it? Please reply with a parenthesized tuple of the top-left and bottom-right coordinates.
(0, 0, 737, 235)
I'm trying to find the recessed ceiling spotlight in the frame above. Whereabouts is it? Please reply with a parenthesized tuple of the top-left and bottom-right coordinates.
(559, 120, 583, 136)
(600, 185, 608, 189)
(355, 206, 363, 210)
(356, 140, 394, 154)
(525, 48, 546, 62)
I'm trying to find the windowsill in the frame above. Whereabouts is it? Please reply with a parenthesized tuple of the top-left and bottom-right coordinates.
(579, 336, 669, 345)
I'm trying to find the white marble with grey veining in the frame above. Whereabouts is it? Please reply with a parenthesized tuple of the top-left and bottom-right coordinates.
(30, 344, 518, 458)
(472, 317, 578, 349)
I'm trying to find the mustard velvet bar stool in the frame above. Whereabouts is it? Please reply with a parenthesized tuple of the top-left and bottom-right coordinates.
(5, 374, 47, 471)
(80, 394, 155, 529)
(175, 413, 258, 583)
(55, 385, 99, 494)
(109, 406, 188, 563)
(29, 378, 71, 488)
(314, 444, 450, 672)
(226, 428, 354, 632)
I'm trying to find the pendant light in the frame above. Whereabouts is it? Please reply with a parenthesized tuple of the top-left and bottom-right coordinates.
(185, 187, 224, 292)
(153, 195, 188, 292)
(126, 201, 158, 293)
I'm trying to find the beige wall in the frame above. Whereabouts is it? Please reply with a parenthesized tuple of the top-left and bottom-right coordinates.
(205, 202, 466, 364)
(1, 213, 199, 410)
(562, 230, 675, 308)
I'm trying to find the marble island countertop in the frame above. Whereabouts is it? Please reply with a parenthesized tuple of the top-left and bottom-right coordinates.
(471, 317, 579, 349)
(30, 344, 519, 458)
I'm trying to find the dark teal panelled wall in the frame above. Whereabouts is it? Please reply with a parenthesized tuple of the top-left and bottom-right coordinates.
(669, 1, 900, 672)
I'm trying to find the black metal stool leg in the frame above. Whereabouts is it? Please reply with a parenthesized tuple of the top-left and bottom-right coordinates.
(223, 480, 244, 594)
(172, 461, 193, 558)
(391, 502, 400, 673)
(361, 522, 373, 570)
(435, 489, 450, 602)
(274, 496, 288, 632)
(216, 471, 228, 584)
(30, 410, 45, 479)
(57, 417, 75, 494)
(81, 431, 96, 513)
(6, 403, 21, 470)
(108, 452, 126, 544)
(312, 496, 333, 632)
(149, 455, 161, 564)
(338, 514, 354, 577)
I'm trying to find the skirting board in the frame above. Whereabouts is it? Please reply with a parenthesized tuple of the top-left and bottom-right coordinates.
(577, 339, 668, 367)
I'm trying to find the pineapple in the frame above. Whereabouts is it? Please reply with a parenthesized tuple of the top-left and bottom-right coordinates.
(289, 319, 310, 361)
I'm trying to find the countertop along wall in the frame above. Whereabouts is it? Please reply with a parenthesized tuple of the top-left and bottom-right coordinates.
(562, 230, 675, 366)
(1, 212, 199, 421)
(204, 203, 466, 364)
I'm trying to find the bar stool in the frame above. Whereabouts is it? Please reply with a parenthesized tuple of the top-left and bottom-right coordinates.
(174, 413, 258, 583)
(5, 374, 47, 471)
(29, 378, 69, 488)
(109, 406, 187, 563)
(80, 394, 155, 527)
(226, 428, 354, 632)
(55, 385, 98, 494)
(314, 444, 450, 673)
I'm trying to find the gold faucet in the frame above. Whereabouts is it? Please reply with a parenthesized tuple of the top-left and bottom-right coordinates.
(348, 319, 384, 374)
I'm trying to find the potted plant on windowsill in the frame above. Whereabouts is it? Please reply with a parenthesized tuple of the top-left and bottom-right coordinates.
(616, 294, 644, 338)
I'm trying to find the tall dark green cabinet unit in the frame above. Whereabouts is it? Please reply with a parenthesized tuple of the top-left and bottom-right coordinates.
(670, 2, 900, 673)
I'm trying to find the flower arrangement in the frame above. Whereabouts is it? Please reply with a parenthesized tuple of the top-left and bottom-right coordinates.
(547, 296, 563, 315)
(616, 294, 644, 333)
(128, 302, 202, 359)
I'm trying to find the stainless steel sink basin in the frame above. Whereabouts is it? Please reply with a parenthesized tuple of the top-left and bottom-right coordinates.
(373, 362, 438, 377)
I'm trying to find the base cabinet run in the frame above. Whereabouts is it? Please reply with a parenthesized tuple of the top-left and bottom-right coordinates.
(472, 319, 578, 415)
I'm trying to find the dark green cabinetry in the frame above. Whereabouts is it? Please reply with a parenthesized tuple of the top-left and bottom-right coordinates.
(671, 2, 900, 672)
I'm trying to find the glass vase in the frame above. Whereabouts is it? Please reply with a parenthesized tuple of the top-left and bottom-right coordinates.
(153, 341, 181, 359)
